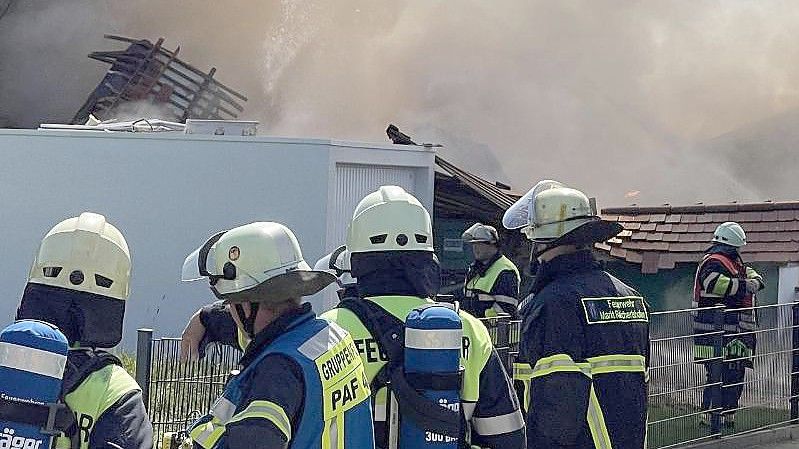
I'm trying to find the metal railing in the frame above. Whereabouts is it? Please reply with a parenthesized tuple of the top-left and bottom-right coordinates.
(135, 303, 799, 448)
(647, 302, 799, 448)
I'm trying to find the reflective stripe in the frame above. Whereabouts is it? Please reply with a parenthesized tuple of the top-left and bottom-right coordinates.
(513, 363, 533, 380)
(531, 354, 591, 378)
(694, 345, 714, 360)
(462, 402, 477, 420)
(405, 328, 462, 350)
(228, 400, 292, 441)
(712, 275, 731, 296)
(210, 397, 237, 421)
(190, 419, 226, 449)
(477, 293, 518, 306)
(472, 411, 524, 436)
(297, 322, 348, 359)
(587, 355, 646, 375)
(0, 342, 67, 378)
(729, 278, 740, 296)
(702, 272, 720, 291)
(374, 402, 387, 421)
(587, 386, 612, 449)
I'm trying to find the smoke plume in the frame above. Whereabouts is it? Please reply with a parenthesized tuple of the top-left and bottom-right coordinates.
(3, 1, 799, 205)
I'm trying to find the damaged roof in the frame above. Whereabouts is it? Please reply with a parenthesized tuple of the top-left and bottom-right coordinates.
(596, 201, 799, 273)
(434, 156, 520, 223)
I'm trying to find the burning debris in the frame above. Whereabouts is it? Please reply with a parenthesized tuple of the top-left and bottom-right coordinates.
(72, 35, 247, 125)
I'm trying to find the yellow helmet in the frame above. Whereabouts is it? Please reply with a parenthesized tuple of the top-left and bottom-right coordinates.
(504, 180, 621, 247)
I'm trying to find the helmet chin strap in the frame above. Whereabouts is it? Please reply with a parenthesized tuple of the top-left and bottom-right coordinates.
(234, 302, 260, 339)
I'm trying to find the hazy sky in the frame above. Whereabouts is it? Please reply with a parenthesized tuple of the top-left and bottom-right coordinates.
(3, 1, 799, 206)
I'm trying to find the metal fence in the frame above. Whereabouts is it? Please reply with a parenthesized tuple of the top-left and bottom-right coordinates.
(135, 303, 799, 448)
(647, 302, 799, 448)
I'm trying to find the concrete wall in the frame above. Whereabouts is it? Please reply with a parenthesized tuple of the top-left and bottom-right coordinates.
(0, 129, 435, 347)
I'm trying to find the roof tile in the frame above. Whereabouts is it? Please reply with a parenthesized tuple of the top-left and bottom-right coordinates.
(650, 214, 667, 223)
(681, 215, 698, 224)
(633, 215, 651, 222)
(618, 230, 633, 238)
(623, 222, 642, 230)
(672, 224, 689, 233)
(750, 222, 771, 232)
(640, 223, 657, 232)
(665, 215, 682, 223)
(733, 211, 763, 222)
(603, 215, 619, 222)
(695, 214, 712, 224)
(762, 211, 779, 221)
(663, 234, 680, 242)
(631, 232, 647, 240)
(646, 233, 665, 241)
(626, 251, 643, 264)
(610, 247, 627, 258)
(618, 215, 636, 222)
(703, 224, 718, 232)
(656, 224, 673, 232)
(778, 210, 794, 221)
(711, 213, 730, 222)
(688, 224, 705, 233)
(769, 222, 786, 232)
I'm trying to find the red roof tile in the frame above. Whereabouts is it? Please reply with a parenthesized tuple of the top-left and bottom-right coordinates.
(597, 200, 799, 271)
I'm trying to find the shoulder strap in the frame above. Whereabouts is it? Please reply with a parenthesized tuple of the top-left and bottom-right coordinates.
(62, 349, 122, 396)
(704, 253, 742, 276)
(337, 298, 405, 390)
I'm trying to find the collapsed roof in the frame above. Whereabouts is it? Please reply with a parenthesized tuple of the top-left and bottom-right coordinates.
(72, 35, 247, 125)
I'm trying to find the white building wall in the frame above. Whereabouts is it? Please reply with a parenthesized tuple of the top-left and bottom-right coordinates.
(0, 130, 434, 347)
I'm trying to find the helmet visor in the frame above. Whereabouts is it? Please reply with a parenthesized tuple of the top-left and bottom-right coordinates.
(180, 231, 226, 281)
(502, 180, 565, 229)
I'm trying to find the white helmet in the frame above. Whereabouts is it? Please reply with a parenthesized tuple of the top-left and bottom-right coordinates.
(182, 222, 335, 304)
(314, 245, 355, 286)
(19, 212, 131, 347)
(347, 186, 433, 254)
(503, 180, 621, 246)
(712, 222, 747, 247)
(28, 212, 131, 300)
(462, 223, 499, 245)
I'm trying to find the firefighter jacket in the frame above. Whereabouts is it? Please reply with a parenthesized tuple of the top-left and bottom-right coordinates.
(322, 295, 526, 449)
(692, 244, 764, 367)
(463, 253, 521, 318)
(57, 349, 154, 449)
(519, 250, 649, 449)
(190, 303, 374, 449)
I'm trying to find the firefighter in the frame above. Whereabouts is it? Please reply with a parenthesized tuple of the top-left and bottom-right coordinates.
(181, 222, 374, 449)
(461, 223, 521, 318)
(180, 187, 526, 449)
(15, 212, 154, 449)
(313, 245, 358, 301)
(693, 221, 764, 427)
(180, 245, 357, 362)
(503, 180, 649, 449)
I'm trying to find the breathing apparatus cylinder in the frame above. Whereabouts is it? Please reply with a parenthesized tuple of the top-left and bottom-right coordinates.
(401, 305, 462, 449)
(0, 320, 69, 449)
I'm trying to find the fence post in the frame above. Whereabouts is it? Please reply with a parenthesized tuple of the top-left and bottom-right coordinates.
(135, 328, 153, 412)
(791, 303, 799, 422)
(710, 307, 724, 435)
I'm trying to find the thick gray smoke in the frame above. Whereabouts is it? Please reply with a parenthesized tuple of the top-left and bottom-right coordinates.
(2, 1, 799, 205)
